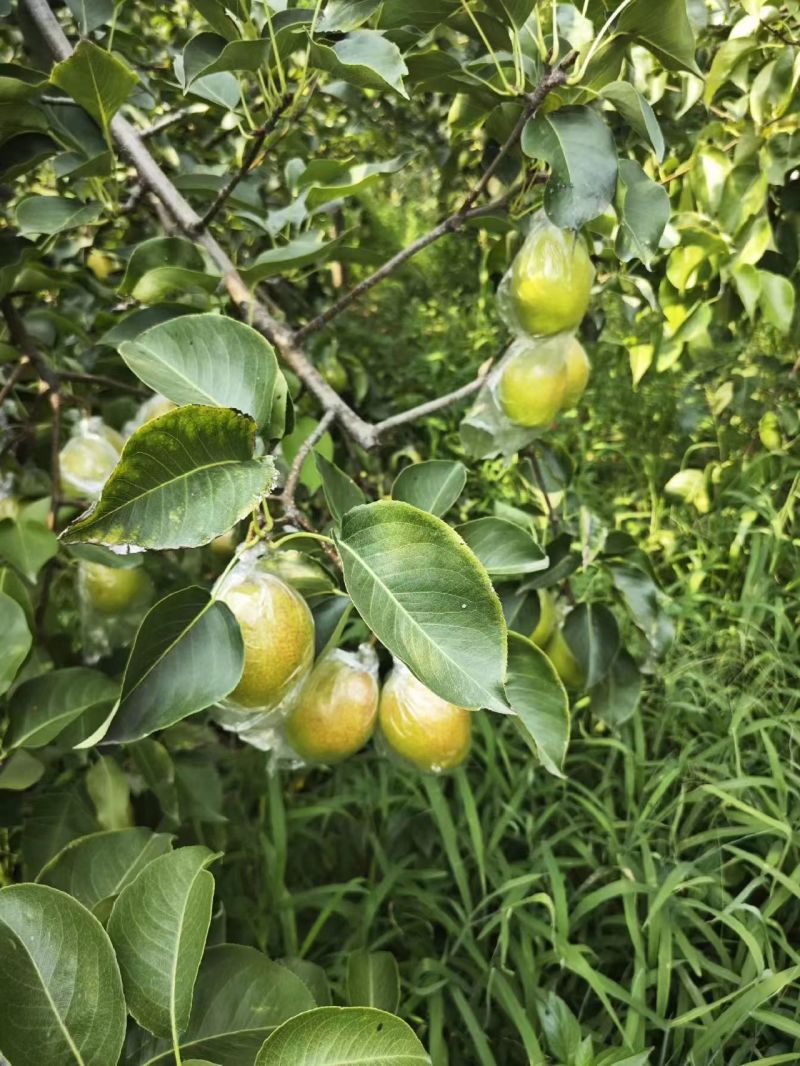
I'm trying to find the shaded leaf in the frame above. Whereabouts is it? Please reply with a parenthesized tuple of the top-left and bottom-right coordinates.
(5, 667, 118, 750)
(392, 460, 466, 517)
(505, 632, 570, 776)
(457, 517, 548, 577)
(0, 749, 44, 791)
(591, 649, 642, 727)
(615, 159, 670, 266)
(15, 195, 103, 237)
(0, 590, 31, 697)
(600, 81, 664, 161)
(346, 951, 400, 1013)
(563, 603, 620, 689)
(316, 453, 365, 526)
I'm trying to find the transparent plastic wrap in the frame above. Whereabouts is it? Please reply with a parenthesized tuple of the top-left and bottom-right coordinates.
(497, 211, 594, 338)
(284, 644, 380, 765)
(460, 334, 571, 459)
(60, 417, 123, 500)
(377, 658, 472, 774)
(212, 544, 316, 750)
(77, 559, 153, 663)
(123, 394, 177, 438)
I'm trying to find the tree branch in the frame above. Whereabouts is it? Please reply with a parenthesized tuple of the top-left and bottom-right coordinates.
(1, 297, 62, 528)
(373, 358, 494, 438)
(0, 357, 30, 406)
(279, 409, 336, 525)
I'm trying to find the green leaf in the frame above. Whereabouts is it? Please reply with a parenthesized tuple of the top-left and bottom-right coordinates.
(298, 155, 410, 208)
(86, 756, 133, 831)
(0, 749, 44, 790)
(563, 603, 620, 689)
(119, 314, 282, 431)
(0, 565, 34, 627)
(315, 453, 365, 526)
(0, 63, 48, 102)
(346, 951, 400, 1012)
(61, 406, 276, 550)
(391, 460, 467, 517)
(37, 828, 173, 912)
(310, 30, 409, 98)
(704, 38, 757, 105)
(15, 195, 103, 237)
(505, 632, 570, 776)
(591, 649, 642, 727)
(22, 789, 98, 879)
(100, 305, 194, 348)
(126, 944, 317, 1065)
(65, 0, 114, 34)
(611, 564, 674, 657)
(107, 846, 218, 1040)
(618, 0, 700, 76)
(239, 231, 347, 284)
(758, 270, 796, 334)
(119, 237, 219, 304)
(255, 1006, 431, 1065)
(101, 586, 244, 744)
(522, 106, 618, 229)
(0, 590, 31, 697)
(336, 501, 509, 713)
(0, 517, 58, 581)
(615, 159, 670, 266)
(51, 40, 138, 131)
(0, 884, 126, 1066)
(456, 517, 548, 577)
(319, 0, 382, 32)
(600, 81, 664, 161)
(5, 667, 118, 750)
(0, 133, 58, 181)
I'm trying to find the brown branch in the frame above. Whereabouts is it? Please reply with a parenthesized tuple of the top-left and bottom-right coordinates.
(193, 91, 294, 233)
(1, 297, 62, 528)
(60, 370, 148, 395)
(373, 359, 494, 438)
(140, 107, 196, 139)
(0, 357, 30, 406)
(279, 409, 336, 525)
(293, 66, 570, 343)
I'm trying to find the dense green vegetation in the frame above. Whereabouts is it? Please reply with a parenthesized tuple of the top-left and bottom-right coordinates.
(1, 0, 799, 1063)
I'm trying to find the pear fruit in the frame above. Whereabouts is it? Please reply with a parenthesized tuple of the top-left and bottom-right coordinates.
(219, 572, 314, 710)
(285, 653, 379, 763)
(561, 336, 591, 408)
(544, 629, 585, 690)
(509, 218, 593, 336)
(530, 589, 556, 648)
(497, 337, 568, 428)
(379, 663, 471, 772)
(80, 561, 152, 615)
(60, 425, 122, 499)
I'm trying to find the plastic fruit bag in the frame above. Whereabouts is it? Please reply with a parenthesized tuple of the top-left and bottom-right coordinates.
(377, 658, 472, 773)
(212, 544, 315, 750)
(77, 558, 153, 663)
(123, 394, 177, 438)
(60, 417, 123, 499)
(284, 644, 379, 765)
(497, 211, 594, 338)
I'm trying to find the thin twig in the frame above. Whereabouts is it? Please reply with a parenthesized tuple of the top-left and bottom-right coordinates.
(528, 447, 557, 531)
(193, 90, 294, 233)
(279, 409, 336, 525)
(140, 108, 196, 139)
(0, 357, 30, 406)
(1, 297, 62, 528)
(373, 361, 494, 437)
(60, 370, 148, 395)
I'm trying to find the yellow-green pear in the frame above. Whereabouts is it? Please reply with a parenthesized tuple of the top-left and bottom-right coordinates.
(285, 653, 379, 763)
(379, 664, 471, 772)
(219, 573, 314, 710)
(80, 561, 152, 615)
(497, 338, 568, 428)
(544, 629, 585, 690)
(561, 336, 591, 408)
(509, 219, 594, 336)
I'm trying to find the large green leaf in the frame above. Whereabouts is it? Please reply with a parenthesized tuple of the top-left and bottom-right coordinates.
(119, 237, 219, 304)
(15, 195, 103, 237)
(336, 501, 509, 713)
(618, 0, 700, 76)
(126, 944, 317, 1065)
(600, 81, 664, 161)
(5, 667, 118, 750)
(310, 30, 409, 98)
(391, 460, 466, 517)
(118, 314, 281, 431)
(100, 587, 244, 744)
(51, 40, 138, 131)
(37, 828, 173, 912)
(239, 231, 346, 284)
(298, 155, 410, 208)
(107, 846, 218, 1040)
(0, 884, 126, 1066)
(255, 1006, 430, 1065)
(61, 406, 276, 550)
(22, 789, 99, 879)
(615, 159, 670, 266)
(563, 603, 620, 689)
(522, 106, 618, 229)
(456, 517, 548, 577)
(0, 590, 31, 697)
(346, 951, 400, 1012)
(505, 632, 570, 777)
